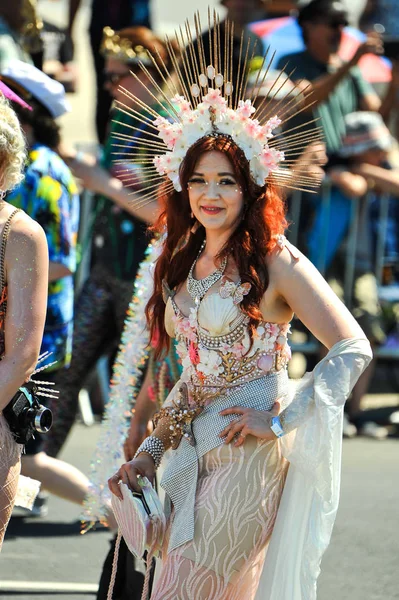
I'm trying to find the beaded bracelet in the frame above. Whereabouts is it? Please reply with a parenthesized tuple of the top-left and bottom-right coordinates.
(134, 436, 165, 469)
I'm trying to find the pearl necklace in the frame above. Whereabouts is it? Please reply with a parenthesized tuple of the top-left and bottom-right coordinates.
(187, 241, 227, 303)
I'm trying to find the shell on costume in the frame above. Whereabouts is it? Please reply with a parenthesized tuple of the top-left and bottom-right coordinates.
(197, 293, 240, 337)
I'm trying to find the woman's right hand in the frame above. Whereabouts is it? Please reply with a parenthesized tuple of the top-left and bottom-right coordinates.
(108, 453, 156, 499)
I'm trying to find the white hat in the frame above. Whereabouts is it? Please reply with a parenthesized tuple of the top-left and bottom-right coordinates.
(0, 59, 71, 118)
(339, 111, 393, 157)
(247, 69, 301, 101)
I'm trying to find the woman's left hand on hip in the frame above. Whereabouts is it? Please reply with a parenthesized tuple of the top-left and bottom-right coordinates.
(219, 401, 281, 446)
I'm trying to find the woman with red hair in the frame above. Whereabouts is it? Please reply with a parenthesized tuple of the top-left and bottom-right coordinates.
(108, 136, 373, 599)
(107, 23, 373, 598)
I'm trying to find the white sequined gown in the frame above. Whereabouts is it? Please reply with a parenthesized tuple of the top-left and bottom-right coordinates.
(151, 279, 292, 600)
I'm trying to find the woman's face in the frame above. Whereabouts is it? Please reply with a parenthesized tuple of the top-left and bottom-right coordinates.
(104, 57, 150, 105)
(187, 150, 244, 237)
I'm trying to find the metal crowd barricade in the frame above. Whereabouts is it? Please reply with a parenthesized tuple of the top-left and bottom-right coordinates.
(286, 182, 399, 359)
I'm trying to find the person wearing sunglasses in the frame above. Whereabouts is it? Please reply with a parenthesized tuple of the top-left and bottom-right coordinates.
(276, 0, 399, 158)
(275, 0, 399, 437)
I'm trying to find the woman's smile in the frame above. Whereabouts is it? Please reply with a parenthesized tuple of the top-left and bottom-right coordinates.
(200, 205, 225, 215)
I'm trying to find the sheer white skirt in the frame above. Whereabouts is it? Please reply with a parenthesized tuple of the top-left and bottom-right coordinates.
(152, 435, 288, 599)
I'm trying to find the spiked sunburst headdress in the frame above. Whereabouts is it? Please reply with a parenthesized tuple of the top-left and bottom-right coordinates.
(112, 11, 323, 209)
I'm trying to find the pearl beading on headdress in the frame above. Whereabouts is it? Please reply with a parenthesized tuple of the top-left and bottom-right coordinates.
(111, 11, 324, 208)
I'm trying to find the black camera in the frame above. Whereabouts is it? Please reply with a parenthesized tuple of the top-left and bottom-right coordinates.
(3, 381, 53, 445)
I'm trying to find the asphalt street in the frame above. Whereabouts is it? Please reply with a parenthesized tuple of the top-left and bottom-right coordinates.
(1, 423, 398, 600)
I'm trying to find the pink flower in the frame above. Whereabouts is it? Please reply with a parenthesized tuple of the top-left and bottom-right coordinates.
(177, 317, 197, 342)
(259, 148, 283, 171)
(153, 155, 167, 175)
(153, 116, 169, 129)
(202, 88, 227, 108)
(185, 113, 198, 124)
(158, 123, 182, 149)
(280, 323, 291, 336)
(267, 323, 280, 338)
(231, 342, 245, 359)
(219, 342, 231, 354)
(281, 343, 292, 361)
(226, 109, 238, 122)
(266, 115, 282, 132)
(275, 150, 285, 162)
(244, 119, 261, 138)
(237, 99, 256, 118)
(172, 94, 191, 113)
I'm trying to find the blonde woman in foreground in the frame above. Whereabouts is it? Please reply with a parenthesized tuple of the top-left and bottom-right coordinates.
(0, 94, 48, 549)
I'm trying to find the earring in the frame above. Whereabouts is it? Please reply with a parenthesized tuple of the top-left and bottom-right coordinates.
(190, 211, 194, 218)
(0, 190, 5, 201)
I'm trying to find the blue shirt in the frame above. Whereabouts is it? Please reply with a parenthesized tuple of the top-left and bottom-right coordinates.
(8, 144, 80, 370)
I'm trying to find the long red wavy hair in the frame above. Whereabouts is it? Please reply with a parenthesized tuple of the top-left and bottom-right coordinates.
(146, 136, 287, 358)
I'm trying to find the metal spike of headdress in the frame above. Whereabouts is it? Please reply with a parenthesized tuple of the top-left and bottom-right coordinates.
(29, 351, 60, 399)
(113, 10, 324, 207)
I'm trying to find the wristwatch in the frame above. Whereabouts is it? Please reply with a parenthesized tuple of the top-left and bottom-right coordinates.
(270, 415, 284, 438)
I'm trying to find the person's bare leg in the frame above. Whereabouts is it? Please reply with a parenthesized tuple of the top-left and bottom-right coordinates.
(20, 452, 117, 527)
(21, 452, 89, 505)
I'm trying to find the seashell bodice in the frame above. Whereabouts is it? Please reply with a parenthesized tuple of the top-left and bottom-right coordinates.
(164, 281, 291, 392)
(197, 293, 245, 337)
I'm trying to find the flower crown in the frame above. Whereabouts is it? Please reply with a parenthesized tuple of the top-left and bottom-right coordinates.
(153, 75, 285, 192)
(100, 26, 153, 65)
(111, 13, 323, 207)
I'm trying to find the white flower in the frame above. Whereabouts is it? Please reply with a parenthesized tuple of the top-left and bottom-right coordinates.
(175, 339, 188, 360)
(182, 354, 193, 371)
(197, 348, 224, 377)
(188, 307, 198, 328)
(263, 336, 277, 353)
(250, 156, 269, 185)
(151, 93, 285, 192)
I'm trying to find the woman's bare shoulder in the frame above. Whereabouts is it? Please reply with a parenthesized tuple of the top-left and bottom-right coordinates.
(266, 236, 304, 281)
(4, 209, 47, 266)
(6, 209, 46, 245)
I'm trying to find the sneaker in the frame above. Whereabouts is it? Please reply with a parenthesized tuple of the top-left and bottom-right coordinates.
(343, 414, 357, 438)
(358, 421, 389, 440)
(12, 492, 48, 519)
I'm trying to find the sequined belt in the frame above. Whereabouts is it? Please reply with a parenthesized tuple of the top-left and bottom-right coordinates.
(160, 369, 289, 552)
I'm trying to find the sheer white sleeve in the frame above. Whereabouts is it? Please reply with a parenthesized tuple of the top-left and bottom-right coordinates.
(255, 337, 372, 600)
